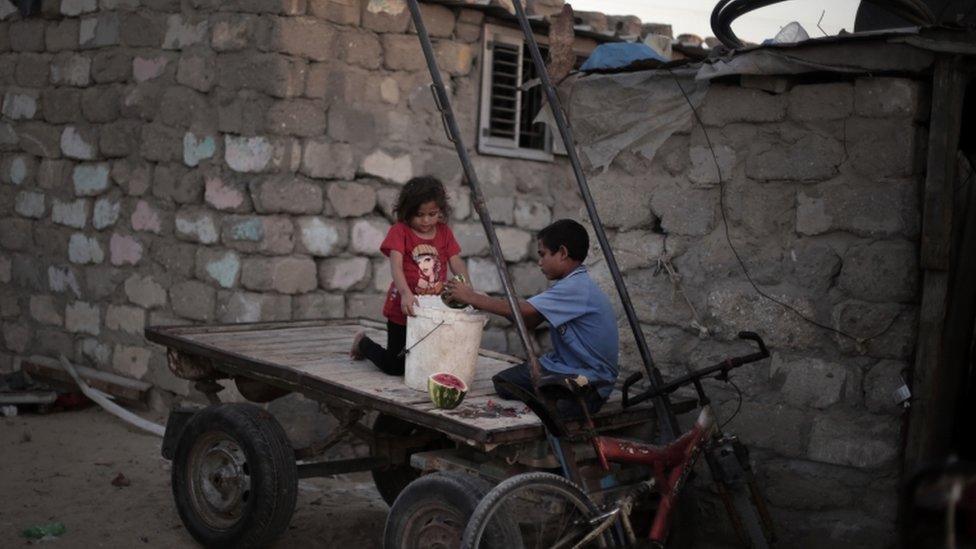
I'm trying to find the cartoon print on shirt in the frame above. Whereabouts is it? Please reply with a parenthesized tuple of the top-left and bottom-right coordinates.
(411, 243, 443, 295)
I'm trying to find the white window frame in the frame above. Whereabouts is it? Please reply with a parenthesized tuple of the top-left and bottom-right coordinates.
(478, 25, 565, 162)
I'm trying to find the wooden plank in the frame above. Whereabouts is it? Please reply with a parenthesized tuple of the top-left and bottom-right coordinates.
(147, 320, 686, 449)
(938, 152, 976, 457)
(230, 342, 354, 359)
(904, 56, 968, 473)
(920, 56, 966, 270)
(191, 334, 353, 349)
(191, 328, 361, 346)
(153, 318, 372, 336)
(191, 324, 363, 340)
(905, 272, 950, 470)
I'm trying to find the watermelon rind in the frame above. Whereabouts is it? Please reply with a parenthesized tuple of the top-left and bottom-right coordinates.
(428, 372, 468, 410)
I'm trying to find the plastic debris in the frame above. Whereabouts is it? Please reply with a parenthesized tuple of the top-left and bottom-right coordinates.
(58, 356, 164, 437)
(1, 405, 17, 417)
(764, 21, 810, 45)
(580, 42, 667, 72)
(22, 522, 66, 540)
(111, 472, 131, 487)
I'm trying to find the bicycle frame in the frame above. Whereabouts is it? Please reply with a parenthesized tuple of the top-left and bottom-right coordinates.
(593, 406, 717, 543)
(580, 332, 774, 546)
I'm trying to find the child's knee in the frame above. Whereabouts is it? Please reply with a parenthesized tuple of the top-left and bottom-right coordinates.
(491, 375, 513, 399)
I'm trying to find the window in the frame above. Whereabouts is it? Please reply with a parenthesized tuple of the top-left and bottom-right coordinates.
(478, 25, 584, 161)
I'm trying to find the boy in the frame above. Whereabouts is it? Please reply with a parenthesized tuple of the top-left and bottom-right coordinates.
(443, 219, 619, 415)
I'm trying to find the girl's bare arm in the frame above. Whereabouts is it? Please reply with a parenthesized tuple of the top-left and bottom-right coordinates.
(448, 255, 470, 284)
(390, 251, 417, 315)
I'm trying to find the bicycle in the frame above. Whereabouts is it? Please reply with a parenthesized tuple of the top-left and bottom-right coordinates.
(461, 331, 776, 549)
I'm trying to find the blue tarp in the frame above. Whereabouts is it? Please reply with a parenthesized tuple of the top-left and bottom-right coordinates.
(579, 42, 668, 72)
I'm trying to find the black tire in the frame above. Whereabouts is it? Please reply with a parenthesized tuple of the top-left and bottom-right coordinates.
(726, 482, 770, 549)
(371, 414, 450, 507)
(384, 471, 517, 549)
(171, 403, 297, 548)
(461, 472, 602, 549)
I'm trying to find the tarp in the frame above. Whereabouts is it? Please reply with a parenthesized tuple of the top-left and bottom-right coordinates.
(549, 27, 950, 172)
(548, 68, 706, 173)
(579, 42, 669, 72)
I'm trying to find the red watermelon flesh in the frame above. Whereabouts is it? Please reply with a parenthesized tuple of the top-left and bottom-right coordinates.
(428, 373, 468, 409)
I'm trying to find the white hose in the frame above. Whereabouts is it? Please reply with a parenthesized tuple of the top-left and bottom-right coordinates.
(58, 355, 165, 437)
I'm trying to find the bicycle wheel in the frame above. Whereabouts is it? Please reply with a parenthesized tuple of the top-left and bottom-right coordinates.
(723, 481, 770, 549)
(461, 472, 603, 549)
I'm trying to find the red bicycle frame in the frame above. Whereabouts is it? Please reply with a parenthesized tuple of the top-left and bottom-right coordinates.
(592, 406, 717, 543)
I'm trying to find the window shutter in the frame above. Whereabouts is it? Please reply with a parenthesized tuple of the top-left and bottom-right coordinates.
(478, 25, 558, 162)
(488, 41, 521, 142)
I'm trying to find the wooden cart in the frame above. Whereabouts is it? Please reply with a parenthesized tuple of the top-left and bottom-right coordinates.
(146, 319, 690, 548)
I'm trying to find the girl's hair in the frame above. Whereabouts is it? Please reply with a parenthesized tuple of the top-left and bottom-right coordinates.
(394, 176, 451, 222)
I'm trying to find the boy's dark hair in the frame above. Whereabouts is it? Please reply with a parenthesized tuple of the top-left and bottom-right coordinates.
(537, 219, 589, 261)
(394, 176, 451, 222)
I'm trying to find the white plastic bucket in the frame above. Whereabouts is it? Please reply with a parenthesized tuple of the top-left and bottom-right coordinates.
(404, 296, 487, 392)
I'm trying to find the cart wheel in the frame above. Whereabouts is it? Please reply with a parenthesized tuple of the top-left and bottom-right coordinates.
(371, 414, 450, 506)
(171, 403, 297, 548)
(384, 472, 514, 549)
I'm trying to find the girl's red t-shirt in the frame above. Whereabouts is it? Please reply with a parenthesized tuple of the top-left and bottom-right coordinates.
(380, 222, 462, 325)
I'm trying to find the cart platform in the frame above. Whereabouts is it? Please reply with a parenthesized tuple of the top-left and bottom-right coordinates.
(146, 319, 688, 451)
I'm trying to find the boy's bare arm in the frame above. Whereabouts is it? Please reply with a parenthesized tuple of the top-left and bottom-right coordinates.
(443, 282, 544, 329)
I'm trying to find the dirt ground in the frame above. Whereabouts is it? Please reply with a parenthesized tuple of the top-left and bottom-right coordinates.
(0, 407, 387, 548)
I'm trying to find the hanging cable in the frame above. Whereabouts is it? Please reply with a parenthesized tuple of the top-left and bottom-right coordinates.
(666, 69, 902, 347)
(720, 377, 744, 429)
(711, 0, 938, 49)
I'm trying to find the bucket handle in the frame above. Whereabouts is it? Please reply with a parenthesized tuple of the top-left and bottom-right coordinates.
(396, 320, 446, 359)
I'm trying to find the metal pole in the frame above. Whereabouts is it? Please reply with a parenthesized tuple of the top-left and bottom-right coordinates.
(403, 0, 547, 395)
(509, 0, 679, 441)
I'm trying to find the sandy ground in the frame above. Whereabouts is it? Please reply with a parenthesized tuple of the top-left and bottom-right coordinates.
(0, 407, 387, 548)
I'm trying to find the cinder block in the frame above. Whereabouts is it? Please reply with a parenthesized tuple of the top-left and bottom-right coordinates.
(170, 280, 216, 321)
(251, 174, 324, 214)
(265, 99, 327, 137)
(241, 256, 318, 294)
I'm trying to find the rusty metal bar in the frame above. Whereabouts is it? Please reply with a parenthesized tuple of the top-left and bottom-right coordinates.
(296, 457, 389, 479)
(509, 0, 678, 442)
(403, 0, 547, 394)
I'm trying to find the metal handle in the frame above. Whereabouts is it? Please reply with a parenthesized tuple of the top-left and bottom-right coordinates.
(396, 320, 445, 358)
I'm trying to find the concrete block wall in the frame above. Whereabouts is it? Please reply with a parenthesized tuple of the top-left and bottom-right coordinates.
(585, 76, 925, 546)
(0, 0, 580, 393)
(0, 0, 928, 543)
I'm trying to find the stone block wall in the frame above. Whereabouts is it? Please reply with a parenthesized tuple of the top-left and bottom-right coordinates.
(584, 76, 925, 546)
(0, 0, 929, 543)
(0, 0, 581, 395)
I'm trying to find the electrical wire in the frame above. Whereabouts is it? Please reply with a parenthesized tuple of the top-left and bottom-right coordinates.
(720, 377, 744, 429)
(710, 0, 939, 49)
(666, 69, 897, 346)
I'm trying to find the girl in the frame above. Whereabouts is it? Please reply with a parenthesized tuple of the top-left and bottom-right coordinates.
(350, 176, 470, 375)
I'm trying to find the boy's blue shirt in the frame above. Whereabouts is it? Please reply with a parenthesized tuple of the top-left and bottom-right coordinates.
(527, 265, 619, 398)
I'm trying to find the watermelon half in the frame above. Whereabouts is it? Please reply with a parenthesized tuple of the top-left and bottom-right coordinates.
(428, 372, 468, 410)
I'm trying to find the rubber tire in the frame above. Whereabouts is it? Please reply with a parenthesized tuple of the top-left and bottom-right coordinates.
(171, 403, 298, 549)
(461, 472, 601, 549)
(384, 471, 517, 549)
(726, 483, 769, 549)
(370, 414, 450, 507)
